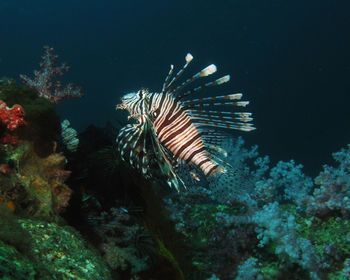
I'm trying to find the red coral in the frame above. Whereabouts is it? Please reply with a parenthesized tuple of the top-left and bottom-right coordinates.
(0, 100, 26, 147)
(0, 133, 19, 146)
(0, 101, 26, 131)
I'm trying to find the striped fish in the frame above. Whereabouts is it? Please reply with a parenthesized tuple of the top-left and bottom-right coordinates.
(116, 53, 255, 191)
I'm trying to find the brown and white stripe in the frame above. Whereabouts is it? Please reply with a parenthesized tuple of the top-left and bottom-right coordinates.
(151, 92, 220, 176)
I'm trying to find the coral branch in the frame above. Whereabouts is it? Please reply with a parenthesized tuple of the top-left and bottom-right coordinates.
(19, 46, 84, 104)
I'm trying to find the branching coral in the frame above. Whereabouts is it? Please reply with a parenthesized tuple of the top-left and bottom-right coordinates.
(87, 206, 154, 275)
(19, 46, 84, 104)
(306, 144, 350, 217)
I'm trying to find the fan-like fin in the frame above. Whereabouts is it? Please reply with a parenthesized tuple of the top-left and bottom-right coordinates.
(169, 64, 218, 97)
(193, 117, 255, 132)
(117, 123, 153, 177)
(199, 128, 225, 144)
(175, 75, 230, 101)
(164, 53, 194, 94)
(202, 135, 226, 147)
(190, 110, 253, 123)
(162, 64, 174, 93)
(129, 126, 144, 167)
(183, 93, 251, 109)
(206, 144, 228, 158)
(183, 93, 242, 103)
(117, 125, 137, 158)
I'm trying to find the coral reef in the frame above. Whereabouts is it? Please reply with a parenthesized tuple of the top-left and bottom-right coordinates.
(1, 51, 349, 279)
(163, 137, 350, 279)
(0, 217, 112, 280)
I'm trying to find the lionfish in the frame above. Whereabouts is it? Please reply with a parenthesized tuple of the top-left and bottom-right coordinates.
(116, 53, 255, 191)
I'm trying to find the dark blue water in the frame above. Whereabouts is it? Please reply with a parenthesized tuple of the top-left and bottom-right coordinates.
(1, 0, 349, 175)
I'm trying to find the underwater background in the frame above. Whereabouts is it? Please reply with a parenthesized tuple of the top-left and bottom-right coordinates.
(0, 0, 350, 279)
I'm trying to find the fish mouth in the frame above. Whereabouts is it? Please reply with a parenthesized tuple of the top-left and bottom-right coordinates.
(116, 103, 127, 110)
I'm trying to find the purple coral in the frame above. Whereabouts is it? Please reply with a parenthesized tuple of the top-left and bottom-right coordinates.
(20, 46, 84, 104)
(306, 144, 350, 217)
(252, 202, 321, 278)
(254, 160, 313, 207)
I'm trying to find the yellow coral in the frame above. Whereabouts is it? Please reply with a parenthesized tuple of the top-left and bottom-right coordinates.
(16, 142, 72, 218)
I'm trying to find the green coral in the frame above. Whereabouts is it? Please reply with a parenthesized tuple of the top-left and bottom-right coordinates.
(181, 203, 246, 274)
(20, 219, 112, 279)
(0, 205, 32, 255)
(0, 217, 112, 280)
(186, 203, 243, 241)
(277, 205, 350, 277)
(259, 261, 281, 279)
(329, 258, 350, 280)
(299, 217, 350, 256)
(297, 213, 350, 272)
(0, 240, 36, 280)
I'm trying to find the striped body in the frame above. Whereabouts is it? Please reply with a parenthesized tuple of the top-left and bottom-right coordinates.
(116, 53, 255, 190)
(151, 93, 218, 176)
